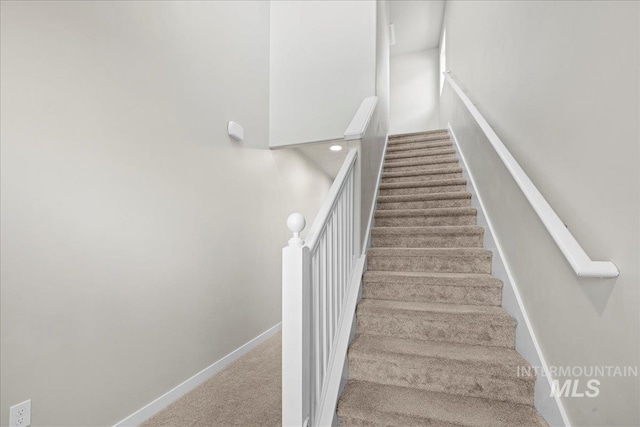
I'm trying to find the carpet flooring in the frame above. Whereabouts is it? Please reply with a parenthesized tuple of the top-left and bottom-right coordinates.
(141, 332, 281, 427)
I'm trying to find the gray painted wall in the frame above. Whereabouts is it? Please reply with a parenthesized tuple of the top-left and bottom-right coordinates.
(0, 2, 332, 426)
(441, 1, 639, 426)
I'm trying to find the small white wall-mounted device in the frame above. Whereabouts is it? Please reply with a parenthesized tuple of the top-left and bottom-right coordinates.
(227, 121, 244, 142)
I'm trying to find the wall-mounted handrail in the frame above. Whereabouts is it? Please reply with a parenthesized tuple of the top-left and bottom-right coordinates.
(443, 72, 619, 278)
(344, 96, 378, 140)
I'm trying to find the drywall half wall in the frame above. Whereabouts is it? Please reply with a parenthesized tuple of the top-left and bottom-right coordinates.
(441, 1, 639, 426)
(269, 0, 377, 148)
(0, 2, 332, 426)
(390, 48, 440, 134)
(360, 0, 391, 243)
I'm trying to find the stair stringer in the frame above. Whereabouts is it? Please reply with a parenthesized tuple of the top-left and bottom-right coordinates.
(447, 124, 569, 427)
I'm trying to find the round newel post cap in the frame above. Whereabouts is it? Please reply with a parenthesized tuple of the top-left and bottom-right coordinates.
(287, 213, 306, 247)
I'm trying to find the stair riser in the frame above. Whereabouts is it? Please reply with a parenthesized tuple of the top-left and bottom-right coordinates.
(383, 162, 460, 173)
(377, 198, 471, 210)
(367, 254, 492, 274)
(382, 172, 462, 183)
(338, 413, 459, 427)
(371, 234, 483, 248)
(363, 282, 502, 306)
(374, 215, 476, 227)
(387, 141, 452, 152)
(389, 134, 450, 144)
(385, 154, 456, 167)
(386, 146, 454, 157)
(349, 358, 533, 405)
(338, 414, 459, 427)
(386, 149, 456, 161)
(379, 185, 467, 196)
(356, 315, 515, 347)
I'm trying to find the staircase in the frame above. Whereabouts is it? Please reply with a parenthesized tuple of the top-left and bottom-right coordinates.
(337, 130, 548, 427)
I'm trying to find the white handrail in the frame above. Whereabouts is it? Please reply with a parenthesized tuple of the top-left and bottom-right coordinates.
(304, 149, 359, 251)
(443, 72, 619, 278)
(344, 96, 378, 140)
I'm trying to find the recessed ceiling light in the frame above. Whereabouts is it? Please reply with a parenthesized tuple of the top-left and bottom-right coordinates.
(330, 145, 343, 152)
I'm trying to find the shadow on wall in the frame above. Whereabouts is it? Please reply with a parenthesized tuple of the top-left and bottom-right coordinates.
(272, 149, 334, 237)
(580, 279, 616, 315)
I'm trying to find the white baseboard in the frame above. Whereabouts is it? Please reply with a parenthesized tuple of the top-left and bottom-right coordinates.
(447, 124, 570, 427)
(112, 323, 282, 427)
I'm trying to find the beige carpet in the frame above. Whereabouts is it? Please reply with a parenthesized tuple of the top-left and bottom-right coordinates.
(141, 332, 281, 427)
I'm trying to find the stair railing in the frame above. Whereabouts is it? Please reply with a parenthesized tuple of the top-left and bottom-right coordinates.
(443, 71, 619, 278)
(282, 95, 384, 426)
(282, 147, 361, 427)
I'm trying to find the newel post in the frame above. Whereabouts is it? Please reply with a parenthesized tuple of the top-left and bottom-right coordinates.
(282, 213, 311, 427)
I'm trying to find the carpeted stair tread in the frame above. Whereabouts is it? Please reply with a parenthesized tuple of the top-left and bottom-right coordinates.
(390, 129, 449, 139)
(386, 147, 456, 161)
(377, 191, 472, 205)
(376, 192, 472, 210)
(372, 225, 483, 235)
(390, 130, 449, 139)
(357, 299, 514, 324)
(362, 271, 502, 305)
(389, 133, 450, 145)
(368, 247, 491, 256)
(386, 140, 452, 152)
(364, 271, 502, 287)
(375, 207, 477, 218)
(367, 247, 492, 274)
(338, 381, 547, 427)
(378, 179, 468, 197)
(373, 209, 476, 226)
(356, 299, 515, 347)
(348, 335, 534, 405)
(389, 133, 449, 142)
(371, 226, 484, 248)
(349, 334, 533, 379)
(382, 166, 462, 179)
(380, 178, 466, 190)
(383, 156, 459, 167)
(374, 207, 477, 226)
(385, 155, 458, 167)
(379, 181, 467, 197)
(363, 271, 501, 305)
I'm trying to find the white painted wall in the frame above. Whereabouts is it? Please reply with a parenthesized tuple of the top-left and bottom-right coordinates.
(357, 0, 391, 247)
(0, 2, 332, 426)
(269, 0, 377, 147)
(441, 1, 639, 426)
(390, 48, 440, 134)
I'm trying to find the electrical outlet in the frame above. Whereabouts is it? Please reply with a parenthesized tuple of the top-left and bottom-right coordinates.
(9, 400, 31, 427)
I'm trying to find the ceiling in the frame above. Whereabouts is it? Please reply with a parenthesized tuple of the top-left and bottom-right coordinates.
(296, 140, 348, 178)
(389, 0, 445, 57)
